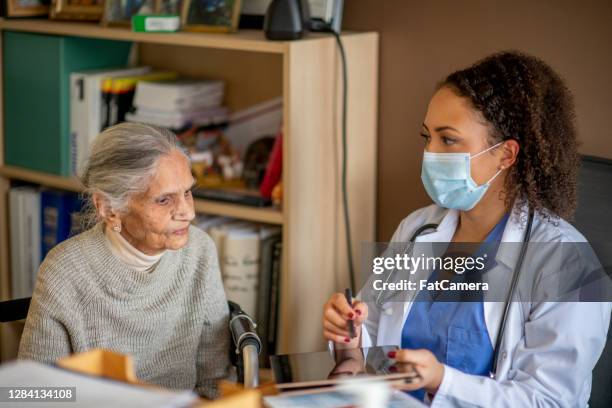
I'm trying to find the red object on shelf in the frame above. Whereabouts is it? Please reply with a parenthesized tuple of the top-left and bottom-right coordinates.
(260, 132, 283, 199)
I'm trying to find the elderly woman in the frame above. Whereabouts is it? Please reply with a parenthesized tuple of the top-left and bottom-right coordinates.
(18, 122, 232, 399)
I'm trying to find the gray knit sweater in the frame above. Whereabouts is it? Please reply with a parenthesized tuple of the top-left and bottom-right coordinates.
(18, 223, 233, 399)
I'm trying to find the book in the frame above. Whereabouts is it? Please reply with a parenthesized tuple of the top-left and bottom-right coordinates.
(9, 188, 25, 299)
(101, 71, 178, 128)
(256, 228, 282, 366)
(41, 190, 83, 259)
(9, 187, 41, 299)
(208, 220, 255, 267)
(126, 106, 229, 130)
(221, 228, 261, 317)
(70, 66, 151, 175)
(24, 188, 42, 296)
(267, 241, 283, 357)
(198, 217, 283, 362)
(132, 79, 225, 112)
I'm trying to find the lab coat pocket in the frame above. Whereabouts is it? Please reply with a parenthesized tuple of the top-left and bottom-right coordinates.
(446, 324, 493, 375)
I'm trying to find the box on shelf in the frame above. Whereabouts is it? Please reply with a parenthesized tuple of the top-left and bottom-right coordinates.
(132, 14, 181, 33)
(3, 31, 133, 176)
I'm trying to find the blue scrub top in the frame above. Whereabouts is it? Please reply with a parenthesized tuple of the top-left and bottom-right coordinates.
(401, 213, 509, 400)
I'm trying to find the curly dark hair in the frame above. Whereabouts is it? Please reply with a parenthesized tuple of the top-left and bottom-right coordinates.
(441, 51, 580, 222)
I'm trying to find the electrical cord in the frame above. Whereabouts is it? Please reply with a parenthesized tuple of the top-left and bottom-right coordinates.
(311, 21, 356, 293)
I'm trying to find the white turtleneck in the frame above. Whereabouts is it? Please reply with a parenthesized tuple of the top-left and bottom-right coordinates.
(104, 224, 166, 273)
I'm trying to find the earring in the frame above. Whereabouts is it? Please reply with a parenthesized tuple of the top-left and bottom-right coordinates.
(113, 225, 121, 232)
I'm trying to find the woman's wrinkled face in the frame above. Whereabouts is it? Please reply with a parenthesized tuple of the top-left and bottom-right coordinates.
(421, 86, 504, 186)
(120, 150, 196, 255)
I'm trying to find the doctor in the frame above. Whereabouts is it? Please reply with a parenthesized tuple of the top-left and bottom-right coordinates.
(322, 51, 611, 407)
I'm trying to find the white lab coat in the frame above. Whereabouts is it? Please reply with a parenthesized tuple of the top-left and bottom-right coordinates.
(360, 201, 611, 407)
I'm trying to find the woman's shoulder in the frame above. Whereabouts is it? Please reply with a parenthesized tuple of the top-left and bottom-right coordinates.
(34, 226, 103, 304)
(531, 210, 588, 243)
(41, 226, 102, 276)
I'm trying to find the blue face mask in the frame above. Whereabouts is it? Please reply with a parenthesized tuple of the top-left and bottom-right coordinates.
(421, 142, 503, 211)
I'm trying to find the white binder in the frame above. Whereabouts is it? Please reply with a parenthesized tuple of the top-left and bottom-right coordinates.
(69, 66, 151, 176)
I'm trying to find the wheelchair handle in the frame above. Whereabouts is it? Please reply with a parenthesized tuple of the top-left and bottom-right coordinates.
(228, 301, 261, 388)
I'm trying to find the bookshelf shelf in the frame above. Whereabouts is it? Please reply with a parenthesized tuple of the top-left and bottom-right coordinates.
(0, 165, 283, 225)
(0, 20, 378, 358)
(0, 19, 286, 53)
(0, 166, 81, 193)
(0, 19, 353, 54)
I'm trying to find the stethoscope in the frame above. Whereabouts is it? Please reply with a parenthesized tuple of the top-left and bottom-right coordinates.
(374, 210, 534, 379)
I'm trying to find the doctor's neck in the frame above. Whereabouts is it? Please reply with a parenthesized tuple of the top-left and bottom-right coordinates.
(453, 184, 512, 243)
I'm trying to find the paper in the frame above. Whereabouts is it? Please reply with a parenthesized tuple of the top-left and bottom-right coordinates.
(0, 360, 198, 408)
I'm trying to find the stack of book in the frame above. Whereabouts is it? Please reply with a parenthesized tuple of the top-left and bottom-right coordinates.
(70, 67, 178, 175)
(9, 186, 84, 298)
(126, 79, 229, 131)
(195, 215, 282, 366)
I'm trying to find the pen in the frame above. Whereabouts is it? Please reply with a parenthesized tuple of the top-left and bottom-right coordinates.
(344, 287, 356, 338)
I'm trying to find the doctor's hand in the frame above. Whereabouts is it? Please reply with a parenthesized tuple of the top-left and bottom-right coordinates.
(388, 349, 445, 394)
(322, 293, 368, 347)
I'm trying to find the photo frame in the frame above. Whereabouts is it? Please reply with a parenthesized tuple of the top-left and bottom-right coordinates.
(50, 0, 104, 21)
(3, 0, 49, 17)
(102, 0, 182, 27)
(102, 0, 155, 26)
(181, 0, 242, 33)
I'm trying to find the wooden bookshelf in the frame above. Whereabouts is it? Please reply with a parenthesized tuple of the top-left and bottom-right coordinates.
(0, 19, 378, 358)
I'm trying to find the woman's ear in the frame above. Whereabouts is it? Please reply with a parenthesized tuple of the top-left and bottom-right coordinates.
(500, 139, 520, 170)
(92, 192, 121, 226)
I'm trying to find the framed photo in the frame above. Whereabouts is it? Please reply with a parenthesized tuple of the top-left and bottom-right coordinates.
(102, 0, 182, 26)
(102, 0, 155, 26)
(157, 0, 181, 14)
(181, 0, 242, 33)
(50, 0, 104, 21)
(3, 0, 49, 17)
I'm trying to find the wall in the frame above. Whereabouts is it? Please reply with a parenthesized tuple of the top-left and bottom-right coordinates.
(342, 0, 612, 240)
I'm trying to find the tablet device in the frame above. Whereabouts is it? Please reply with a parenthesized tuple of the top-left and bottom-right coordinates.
(270, 346, 421, 391)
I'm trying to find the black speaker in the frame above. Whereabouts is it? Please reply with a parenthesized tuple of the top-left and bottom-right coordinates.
(264, 0, 310, 41)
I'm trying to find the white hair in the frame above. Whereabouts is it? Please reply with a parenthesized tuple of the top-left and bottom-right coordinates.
(79, 122, 188, 228)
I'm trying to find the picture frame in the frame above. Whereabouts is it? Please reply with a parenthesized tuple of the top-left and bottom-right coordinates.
(3, 0, 49, 17)
(181, 0, 242, 33)
(102, 0, 182, 27)
(50, 0, 104, 21)
(102, 0, 155, 26)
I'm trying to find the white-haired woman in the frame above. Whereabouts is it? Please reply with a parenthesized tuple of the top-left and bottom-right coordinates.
(18, 122, 233, 399)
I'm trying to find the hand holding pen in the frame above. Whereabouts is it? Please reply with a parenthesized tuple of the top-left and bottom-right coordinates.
(322, 288, 369, 345)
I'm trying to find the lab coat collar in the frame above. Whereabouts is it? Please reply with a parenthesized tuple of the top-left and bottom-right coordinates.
(412, 199, 531, 271)
(414, 208, 458, 243)
(495, 199, 531, 270)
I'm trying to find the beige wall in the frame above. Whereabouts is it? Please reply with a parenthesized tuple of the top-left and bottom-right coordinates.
(343, 0, 612, 240)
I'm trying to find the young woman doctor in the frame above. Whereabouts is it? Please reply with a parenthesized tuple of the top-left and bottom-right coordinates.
(322, 52, 611, 407)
